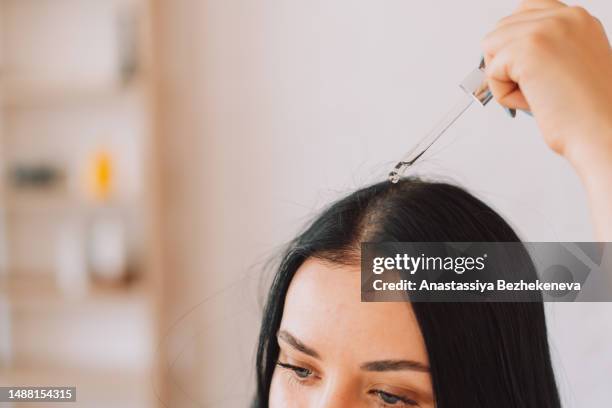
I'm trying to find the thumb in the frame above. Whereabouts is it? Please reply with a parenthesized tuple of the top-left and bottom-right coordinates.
(484, 51, 531, 111)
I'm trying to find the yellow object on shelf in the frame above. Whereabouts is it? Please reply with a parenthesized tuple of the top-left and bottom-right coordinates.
(88, 150, 114, 201)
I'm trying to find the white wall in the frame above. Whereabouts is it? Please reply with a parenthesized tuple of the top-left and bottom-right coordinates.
(156, 1, 612, 406)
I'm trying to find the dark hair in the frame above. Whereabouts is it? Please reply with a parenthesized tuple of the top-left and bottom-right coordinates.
(253, 177, 561, 407)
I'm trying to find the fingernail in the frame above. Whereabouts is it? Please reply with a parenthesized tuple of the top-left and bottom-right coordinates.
(504, 107, 517, 118)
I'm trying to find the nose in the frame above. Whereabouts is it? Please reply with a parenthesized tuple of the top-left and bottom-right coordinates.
(315, 379, 359, 408)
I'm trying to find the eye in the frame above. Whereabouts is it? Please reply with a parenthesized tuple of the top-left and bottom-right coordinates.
(379, 391, 401, 404)
(371, 390, 419, 407)
(277, 361, 313, 379)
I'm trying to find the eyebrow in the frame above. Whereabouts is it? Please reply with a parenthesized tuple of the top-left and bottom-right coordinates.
(277, 330, 321, 359)
(277, 330, 430, 373)
(360, 360, 430, 373)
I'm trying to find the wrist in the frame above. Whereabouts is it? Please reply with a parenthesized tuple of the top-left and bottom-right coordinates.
(565, 117, 612, 179)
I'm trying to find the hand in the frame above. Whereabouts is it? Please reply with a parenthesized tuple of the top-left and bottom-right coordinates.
(482, 0, 612, 169)
(483, 0, 612, 241)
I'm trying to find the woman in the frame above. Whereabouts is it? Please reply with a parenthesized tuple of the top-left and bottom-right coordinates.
(253, 178, 561, 407)
(254, 0, 611, 406)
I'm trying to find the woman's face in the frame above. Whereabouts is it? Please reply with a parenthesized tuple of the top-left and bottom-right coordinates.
(269, 257, 434, 407)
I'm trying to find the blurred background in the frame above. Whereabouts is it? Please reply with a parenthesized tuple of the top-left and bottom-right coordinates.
(0, 0, 160, 407)
(0, 0, 610, 407)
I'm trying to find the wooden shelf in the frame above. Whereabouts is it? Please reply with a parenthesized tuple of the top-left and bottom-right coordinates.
(0, 274, 149, 305)
(0, 0, 161, 405)
(0, 77, 147, 109)
(1, 191, 139, 216)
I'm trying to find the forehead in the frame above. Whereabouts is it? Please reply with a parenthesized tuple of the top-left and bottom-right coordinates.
(280, 257, 428, 363)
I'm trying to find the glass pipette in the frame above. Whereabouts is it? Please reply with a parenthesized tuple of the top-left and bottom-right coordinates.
(388, 95, 474, 183)
(388, 58, 513, 183)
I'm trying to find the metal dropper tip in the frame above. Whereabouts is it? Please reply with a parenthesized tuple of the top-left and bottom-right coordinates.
(388, 171, 401, 184)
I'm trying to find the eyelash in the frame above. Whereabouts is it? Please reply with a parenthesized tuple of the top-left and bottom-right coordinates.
(277, 361, 317, 389)
(369, 390, 419, 407)
(276, 361, 419, 407)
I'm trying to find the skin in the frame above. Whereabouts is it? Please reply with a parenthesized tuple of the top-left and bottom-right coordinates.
(482, 0, 612, 240)
(269, 258, 434, 407)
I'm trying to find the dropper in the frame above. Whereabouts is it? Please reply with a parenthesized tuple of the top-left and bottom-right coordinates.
(388, 58, 515, 183)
